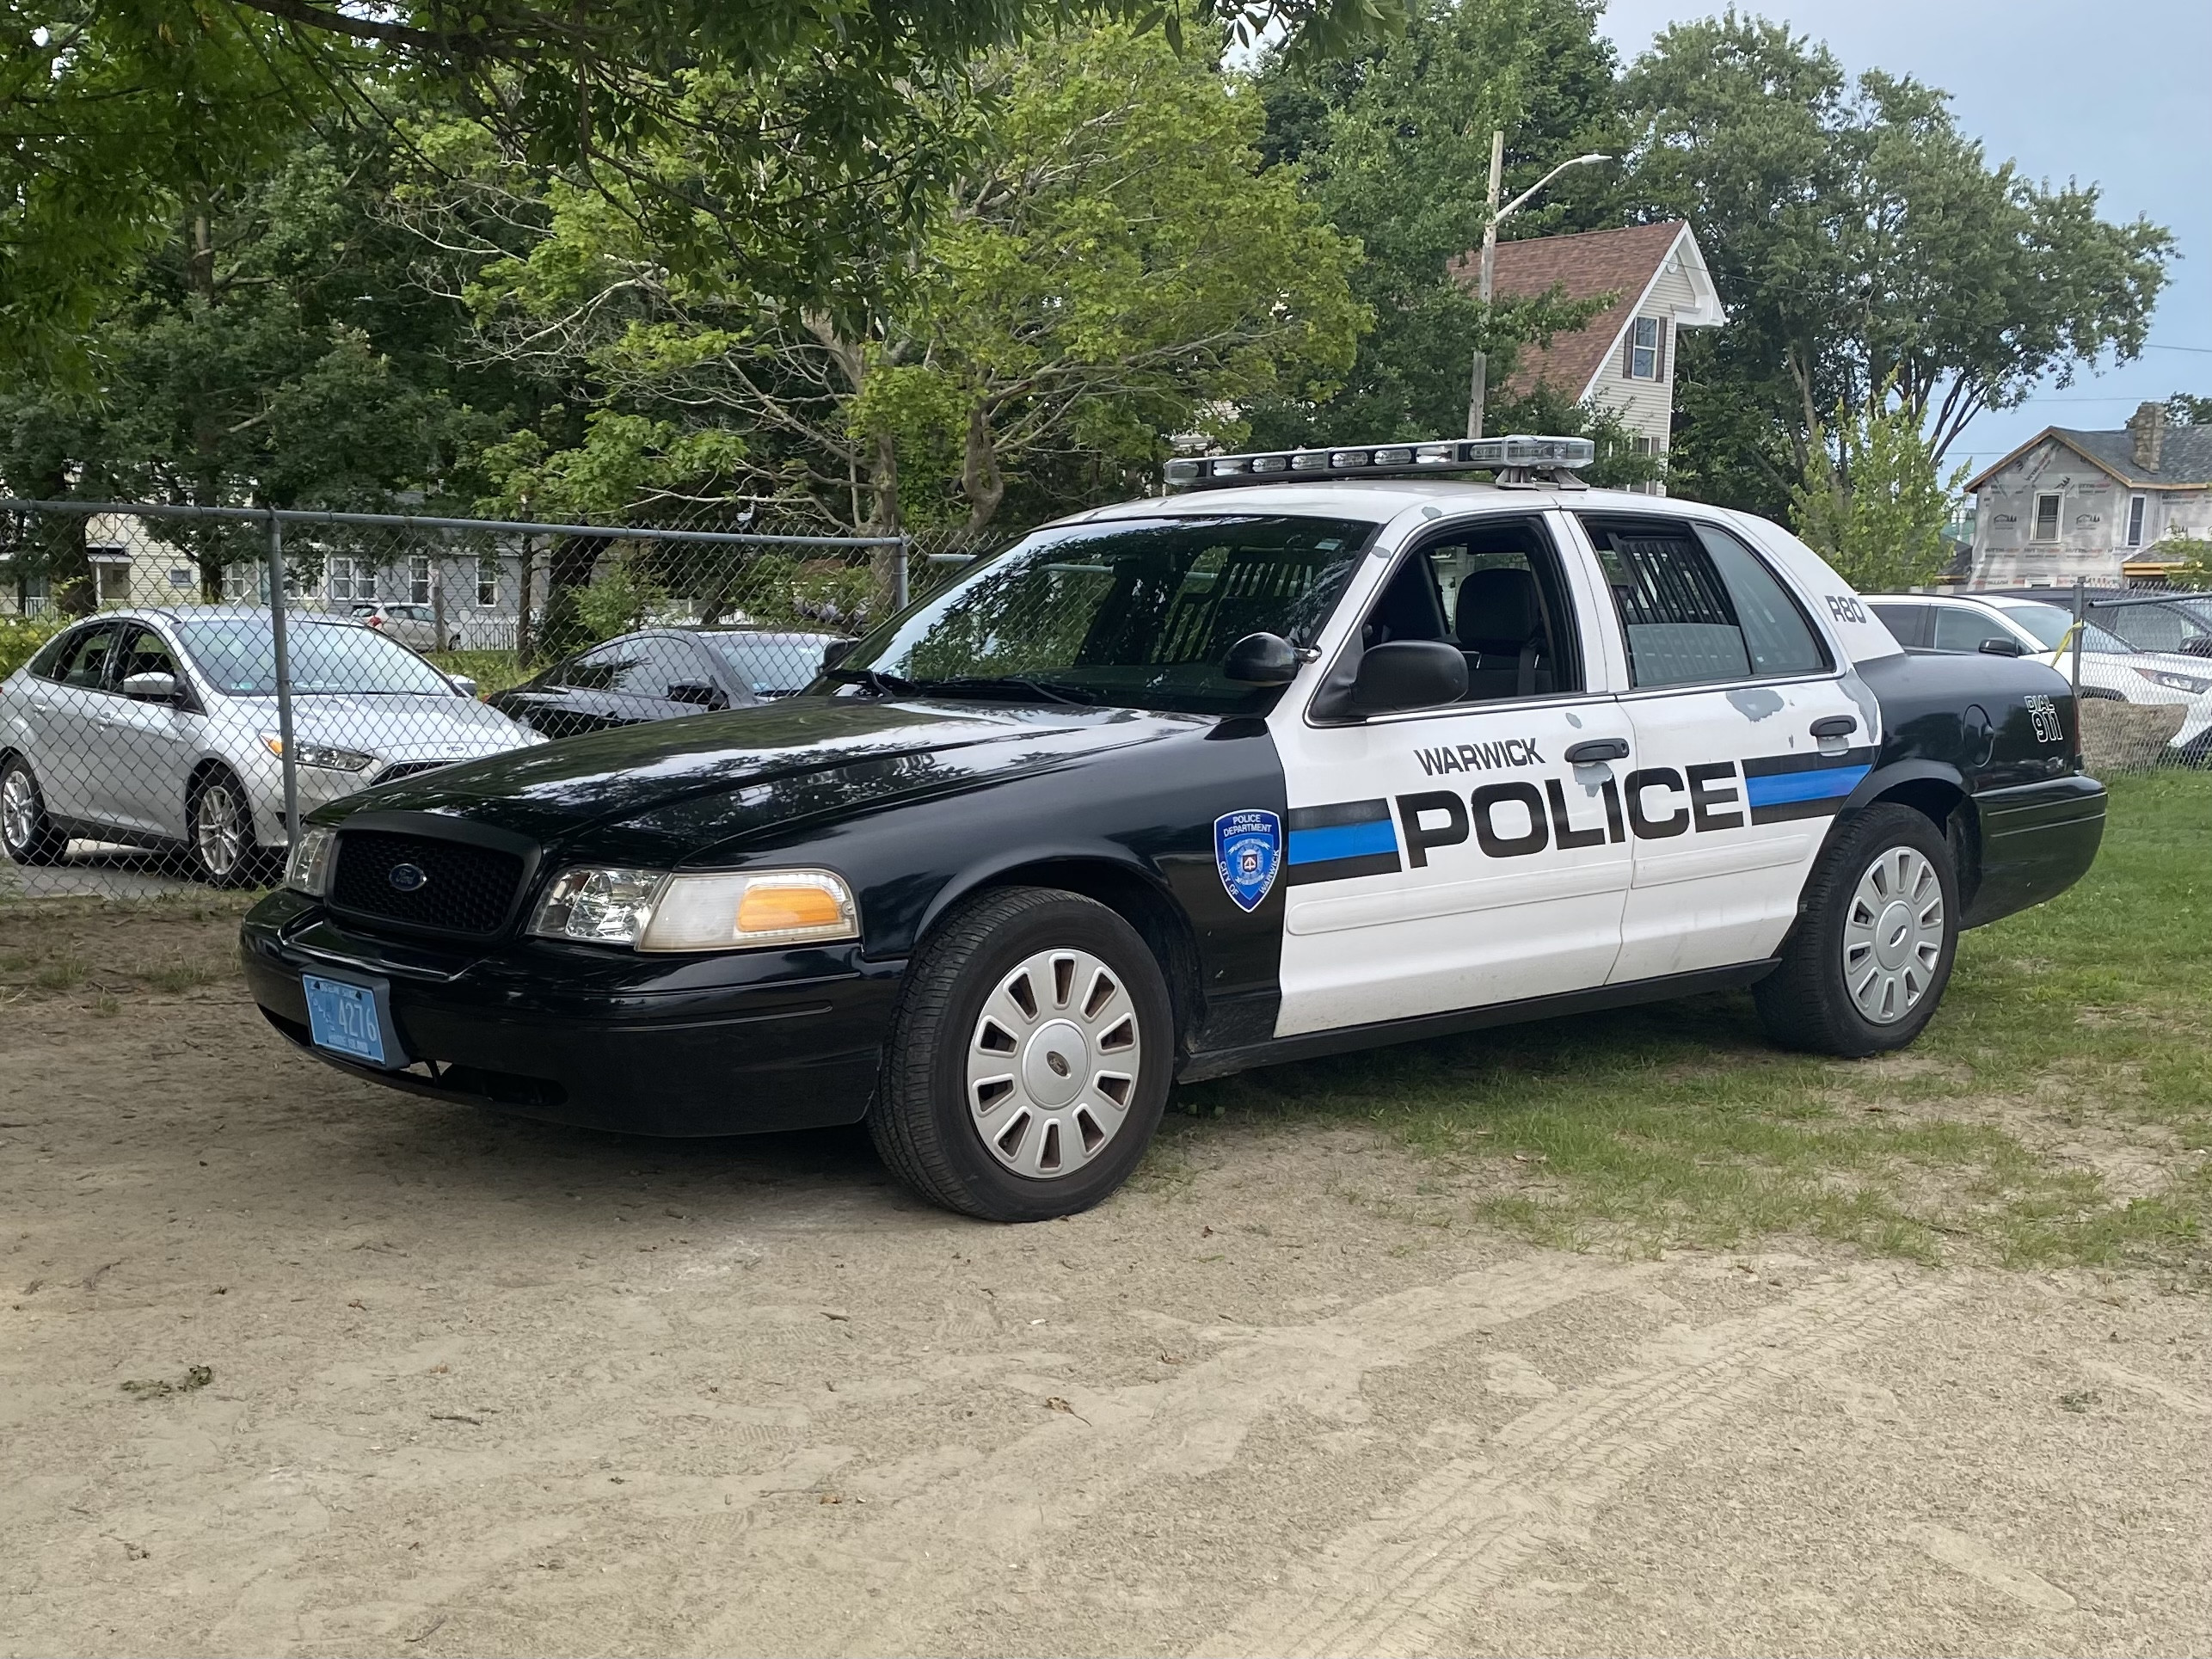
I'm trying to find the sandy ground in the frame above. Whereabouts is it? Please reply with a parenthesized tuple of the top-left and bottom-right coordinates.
(3, 910, 2209, 1657)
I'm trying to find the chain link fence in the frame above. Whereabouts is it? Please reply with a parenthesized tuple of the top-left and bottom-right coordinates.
(0, 498, 1011, 894)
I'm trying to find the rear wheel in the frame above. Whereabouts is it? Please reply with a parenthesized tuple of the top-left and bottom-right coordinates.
(869, 887, 1173, 1221)
(1754, 804, 1958, 1057)
(0, 757, 68, 866)
(187, 766, 265, 888)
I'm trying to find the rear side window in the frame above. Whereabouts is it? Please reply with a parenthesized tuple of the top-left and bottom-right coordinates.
(50, 622, 120, 689)
(1932, 606, 2012, 654)
(1582, 517, 1832, 688)
(26, 629, 77, 680)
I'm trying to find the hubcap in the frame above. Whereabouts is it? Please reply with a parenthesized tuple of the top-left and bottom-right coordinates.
(1842, 845, 1944, 1024)
(1, 768, 34, 852)
(966, 948, 1142, 1180)
(194, 781, 245, 876)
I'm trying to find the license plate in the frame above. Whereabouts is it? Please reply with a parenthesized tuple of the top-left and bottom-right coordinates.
(303, 974, 392, 1066)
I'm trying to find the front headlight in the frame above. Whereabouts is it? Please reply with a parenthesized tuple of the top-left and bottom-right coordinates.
(262, 734, 376, 772)
(2148, 671, 2212, 696)
(285, 826, 336, 896)
(526, 866, 859, 952)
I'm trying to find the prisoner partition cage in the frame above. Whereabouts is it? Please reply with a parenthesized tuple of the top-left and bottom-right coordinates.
(0, 498, 1007, 895)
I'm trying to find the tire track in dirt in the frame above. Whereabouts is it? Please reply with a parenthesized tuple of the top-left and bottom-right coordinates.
(1195, 1267, 1948, 1659)
(689, 1252, 1652, 1656)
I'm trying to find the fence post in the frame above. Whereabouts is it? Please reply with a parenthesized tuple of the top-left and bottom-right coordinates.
(2070, 575, 2085, 702)
(266, 508, 299, 845)
(894, 535, 912, 612)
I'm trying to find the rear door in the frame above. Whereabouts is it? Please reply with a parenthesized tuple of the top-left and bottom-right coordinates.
(1270, 509, 1636, 1036)
(28, 621, 122, 823)
(1571, 512, 1872, 983)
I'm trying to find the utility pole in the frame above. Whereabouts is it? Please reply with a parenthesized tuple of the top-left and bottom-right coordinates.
(1465, 138, 1615, 440)
(1465, 130, 1505, 440)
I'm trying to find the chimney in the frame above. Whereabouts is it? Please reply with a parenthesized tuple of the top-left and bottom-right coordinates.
(2127, 400, 2166, 472)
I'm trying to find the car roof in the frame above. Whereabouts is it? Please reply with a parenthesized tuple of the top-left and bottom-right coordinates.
(1066, 478, 1730, 525)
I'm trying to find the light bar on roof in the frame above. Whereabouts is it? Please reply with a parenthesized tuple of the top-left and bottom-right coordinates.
(1162, 435, 1596, 491)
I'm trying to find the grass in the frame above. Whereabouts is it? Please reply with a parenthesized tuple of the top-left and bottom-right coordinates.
(427, 648, 537, 697)
(1172, 771, 2212, 1277)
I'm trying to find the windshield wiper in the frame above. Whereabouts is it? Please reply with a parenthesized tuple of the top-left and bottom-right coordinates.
(910, 676, 1097, 707)
(824, 666, 923, 697)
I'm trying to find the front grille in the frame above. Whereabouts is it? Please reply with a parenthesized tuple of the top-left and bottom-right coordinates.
(329, 829, 524, 936)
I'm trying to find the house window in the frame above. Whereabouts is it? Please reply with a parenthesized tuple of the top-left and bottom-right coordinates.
(2125, 495, 2147, 549)
(90, 550, 132, 607)
(1628, 434, 1667, 495)
(409, 554, 432, 605)
(1626, 316, 1663, 381)
(476, 553, 501, 608)
(326, 555, 372, 603)
(2031, 493, 2062, 543)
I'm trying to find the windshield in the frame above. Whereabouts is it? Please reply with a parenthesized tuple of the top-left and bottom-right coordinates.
(174, 617, 459, 696)
(831, 514, 1379, 714)
(1995, 601, 2133, 655)
(704, 633, 833, 695)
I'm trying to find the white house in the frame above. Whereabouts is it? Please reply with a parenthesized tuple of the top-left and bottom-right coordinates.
(1966, 403, 2212, 588)
(1459, 219, 1726, 492)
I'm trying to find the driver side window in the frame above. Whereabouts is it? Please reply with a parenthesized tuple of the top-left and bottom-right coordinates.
(1349, 515, 1582, 704)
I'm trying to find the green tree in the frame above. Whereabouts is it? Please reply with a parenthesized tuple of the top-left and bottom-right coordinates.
(452, 24, 1366, 535)
(2167, 393, 2212, 426)
(1620, 14, 2174, 516)
(1788, 383, 1967, 591)
(3, 0, 1394, 379)
(1247, 0, 1626, 445)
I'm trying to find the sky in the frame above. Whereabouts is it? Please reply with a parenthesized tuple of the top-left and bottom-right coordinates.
(1596, 0, 2212, 477)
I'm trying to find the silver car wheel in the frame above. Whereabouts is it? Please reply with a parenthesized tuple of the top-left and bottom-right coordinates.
(1842, 845, 1944, 1025)
(1, 766, 37, 854)
(194, 777, 247, 878)
(966, 947, 1143, 1180)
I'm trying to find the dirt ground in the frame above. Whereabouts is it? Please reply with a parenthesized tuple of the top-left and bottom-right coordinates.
(4, 904, 2209, 1658)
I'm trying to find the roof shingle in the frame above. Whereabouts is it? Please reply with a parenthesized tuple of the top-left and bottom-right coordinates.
(1450, 220, 1688, 402)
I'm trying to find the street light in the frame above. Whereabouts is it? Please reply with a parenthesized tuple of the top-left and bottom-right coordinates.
(1465, 136, 1615, 439)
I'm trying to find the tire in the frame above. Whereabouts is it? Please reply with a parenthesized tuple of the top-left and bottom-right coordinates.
(869, 886, 1175, 1221)
(0, 756, 68, 866)
(1754, 804, 1959, 1057)
(186, 766, 267, 888)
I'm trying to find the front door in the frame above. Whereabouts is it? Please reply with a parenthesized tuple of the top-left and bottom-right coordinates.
(1271, 512, 1635, 1037)
(97, 624, 200, 838)
(1571, 512, 1872, 982)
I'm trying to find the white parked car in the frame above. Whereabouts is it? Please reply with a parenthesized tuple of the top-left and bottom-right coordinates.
(0, 608, 544, 884)
(348, 602, 450, 650)
(1865, 593, 2212, 765)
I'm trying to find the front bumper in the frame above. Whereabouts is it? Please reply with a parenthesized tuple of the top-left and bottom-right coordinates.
(240, 889, 903, 1135)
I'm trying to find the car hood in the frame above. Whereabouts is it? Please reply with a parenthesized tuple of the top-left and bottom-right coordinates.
(330, 696, 1211, 861)
(234, 691, 540, 758)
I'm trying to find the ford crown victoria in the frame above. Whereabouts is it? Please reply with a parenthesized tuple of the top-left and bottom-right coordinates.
(240, 438, 2108, 1220)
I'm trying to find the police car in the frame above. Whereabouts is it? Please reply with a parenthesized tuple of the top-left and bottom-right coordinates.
(240, 437, 2108, 1221)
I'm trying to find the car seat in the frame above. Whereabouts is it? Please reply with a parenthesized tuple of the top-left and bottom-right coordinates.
(1455, 567, 1552, 697)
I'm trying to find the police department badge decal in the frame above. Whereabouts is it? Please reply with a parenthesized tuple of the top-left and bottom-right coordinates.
(1214, 810, 1282, 912)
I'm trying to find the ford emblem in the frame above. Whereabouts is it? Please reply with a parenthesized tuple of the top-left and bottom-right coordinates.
(388, 863, 427, 893)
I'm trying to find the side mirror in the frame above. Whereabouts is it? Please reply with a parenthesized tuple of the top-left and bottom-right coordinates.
(120, 671, 180, 704)
(666, 679, 729, 710)
(1221, 631, 1299, 685)
(446, 674, 480, 698)
(1350, 641, 1467, 716)
(1978, 636, 2025, 657)
(821, 639, 857, 671)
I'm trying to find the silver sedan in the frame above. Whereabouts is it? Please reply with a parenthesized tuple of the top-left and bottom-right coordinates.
(0, 607, 544, 884)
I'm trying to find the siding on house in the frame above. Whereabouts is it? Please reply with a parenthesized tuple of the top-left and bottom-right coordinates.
(1969, 424, 2212, 587)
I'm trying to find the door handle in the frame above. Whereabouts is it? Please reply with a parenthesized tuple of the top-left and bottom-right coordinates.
(1810, 715, 1858, 739)
(1564, 737, 1631, 765)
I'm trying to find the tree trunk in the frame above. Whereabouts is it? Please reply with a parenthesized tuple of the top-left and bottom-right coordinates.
(866, 429, 904, 616)
(961, 402, 1005, 531)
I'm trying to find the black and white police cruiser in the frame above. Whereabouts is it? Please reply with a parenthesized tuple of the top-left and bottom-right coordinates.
(242, 436, 2108, 1220)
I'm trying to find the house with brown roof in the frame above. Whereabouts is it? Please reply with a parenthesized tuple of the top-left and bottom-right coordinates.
(1455, 221, 1724, 493)
(1965, 403, 2212, 588)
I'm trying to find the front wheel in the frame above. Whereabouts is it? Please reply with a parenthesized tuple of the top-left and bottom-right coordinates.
(869, 887, 1174, 1221)
(0, 757, 68, 866)
(1754, 803, 1959, 1057)
(187, 767, 267, 888)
